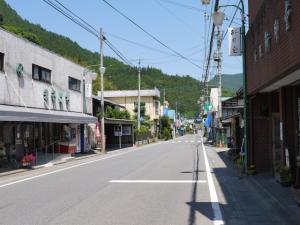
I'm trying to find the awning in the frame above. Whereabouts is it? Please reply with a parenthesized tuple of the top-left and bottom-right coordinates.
(105, 118, 135, 125)
(0, 105, 97, 124)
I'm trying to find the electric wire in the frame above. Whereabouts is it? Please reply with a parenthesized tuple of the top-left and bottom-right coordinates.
(42, 0, 99, 38)
(101, 0, 203, 70)
(41, 0, 135, 66)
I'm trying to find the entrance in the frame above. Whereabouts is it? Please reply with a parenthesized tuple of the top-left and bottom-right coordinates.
(272, 113, 282, 175)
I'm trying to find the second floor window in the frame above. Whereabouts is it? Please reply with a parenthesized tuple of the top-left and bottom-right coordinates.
(0, 52, 4, 72)
(32, 64, 51, 83)
(68, 77, 81, 92)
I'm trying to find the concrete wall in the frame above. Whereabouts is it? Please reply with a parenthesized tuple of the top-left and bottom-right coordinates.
(105, 96, 160, 121)
(0, 28, 93, 114)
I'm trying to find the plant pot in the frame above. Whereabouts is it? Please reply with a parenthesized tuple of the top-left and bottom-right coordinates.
(292, 186, 300, 206)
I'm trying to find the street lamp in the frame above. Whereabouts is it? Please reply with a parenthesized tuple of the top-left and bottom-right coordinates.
(212, 11, 225, 26)
(213, 1, 248, 172)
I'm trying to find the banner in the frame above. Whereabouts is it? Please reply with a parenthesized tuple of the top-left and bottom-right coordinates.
(228, 27, 242, 56)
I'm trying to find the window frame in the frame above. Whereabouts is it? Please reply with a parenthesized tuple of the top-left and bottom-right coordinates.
(68, 76, 81, 92)
(32, 64, 51, 84)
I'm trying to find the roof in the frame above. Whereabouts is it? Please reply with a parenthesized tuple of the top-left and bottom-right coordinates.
(104, 118, 135, 125)
(102, 88, 160, 98)
(92, 96, 125, 108)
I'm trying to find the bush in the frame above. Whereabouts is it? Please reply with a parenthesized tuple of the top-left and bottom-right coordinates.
(159, 116, 172, 140)
(105, 106, 131, 120)
(163, 127, 172, 140)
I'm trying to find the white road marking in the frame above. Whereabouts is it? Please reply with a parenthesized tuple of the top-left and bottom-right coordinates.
(201, 136, 224, 225)
(178, 141, 182, 143)
(191, 140, 195, 143)
(0, 143, 162, 189)
(109, 180, 207, 184)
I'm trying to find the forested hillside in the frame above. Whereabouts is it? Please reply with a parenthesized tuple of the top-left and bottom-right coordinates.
(0, 0, 234, 117)
(209, 73, 242, 92)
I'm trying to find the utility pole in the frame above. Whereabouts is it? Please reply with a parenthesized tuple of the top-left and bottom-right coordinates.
(137, 59, 141, 130)
(100, 28, 106, 153)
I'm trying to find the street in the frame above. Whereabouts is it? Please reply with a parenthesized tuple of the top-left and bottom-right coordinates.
(0, 134, 299, 225)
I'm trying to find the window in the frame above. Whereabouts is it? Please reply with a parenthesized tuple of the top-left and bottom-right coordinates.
(0, 52, 4, 72)
(32, 64, 51, 83)
(68, 76, 81, 92)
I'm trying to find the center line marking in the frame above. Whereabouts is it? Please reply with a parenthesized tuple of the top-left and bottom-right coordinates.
(109, 180, 207, 184)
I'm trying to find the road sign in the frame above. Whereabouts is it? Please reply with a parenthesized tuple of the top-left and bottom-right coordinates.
(203, 103, 212, 112)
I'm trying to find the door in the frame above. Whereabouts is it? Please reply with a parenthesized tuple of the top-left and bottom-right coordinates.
(272, 113, 281, 175)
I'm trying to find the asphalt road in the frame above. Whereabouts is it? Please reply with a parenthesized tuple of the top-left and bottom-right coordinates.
(0, 134, 299, 225)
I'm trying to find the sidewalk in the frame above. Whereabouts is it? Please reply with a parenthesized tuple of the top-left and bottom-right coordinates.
(0, 140, 163, 178)
(206, 144, 300, 225)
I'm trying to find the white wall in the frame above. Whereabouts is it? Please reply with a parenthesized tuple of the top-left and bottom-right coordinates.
(0, 28, 93, 114)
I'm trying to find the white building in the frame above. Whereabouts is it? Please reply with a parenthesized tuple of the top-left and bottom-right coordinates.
(0, 28, 97, 167)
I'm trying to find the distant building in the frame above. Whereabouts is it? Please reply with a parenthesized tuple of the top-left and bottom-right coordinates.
(102, 88, 161, 133)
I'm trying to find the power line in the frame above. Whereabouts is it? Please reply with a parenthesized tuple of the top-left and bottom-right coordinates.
(41, 0, 134, 66)
(154, 0, 205, 39)
(106, 33, 176, 56)
(222, 1, 241, 41)
(101, 0, 203, 70)
(52, 0, 99, 34)
(158, 0, 205, 13)
(42, 0, 99, 38)
(104, 39, 133, 66)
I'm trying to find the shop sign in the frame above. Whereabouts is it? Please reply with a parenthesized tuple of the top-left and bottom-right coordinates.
(51, 89, 56, 105)
(114, 125, 122, 137)
(264, 32, 271, 53)
(274, 19, 280, 44)
(85, 83, 92, 98)
(228, 27, 241, 56)
(16, 63, 24, 77)
(65, 92, 70, 106)
(58, 91, 64, 104)
(284, 0, 292, 31)
(122, 126, 131, 136)
(43, 89, 49, 103)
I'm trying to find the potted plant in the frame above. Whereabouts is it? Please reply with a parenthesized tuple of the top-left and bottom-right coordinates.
(247, 164, 256, 175)
(21, 153, 36, 168)
(277, 166, 292, 186)
(292, 156, 300, 205)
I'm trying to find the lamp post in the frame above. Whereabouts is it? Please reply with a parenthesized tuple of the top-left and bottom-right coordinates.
(99, 28, 106, 154)
(137, 59, 141, 130)
(213, 1, 248, 171)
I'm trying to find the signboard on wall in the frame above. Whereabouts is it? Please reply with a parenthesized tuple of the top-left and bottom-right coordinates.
(85, 83, 92, 98)
(114, 125, 122, 137)
(122, 126, 131, 136)
(228, 27, 242, 56)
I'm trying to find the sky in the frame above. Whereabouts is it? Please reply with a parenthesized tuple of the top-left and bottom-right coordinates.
(5, 0, 247, 81)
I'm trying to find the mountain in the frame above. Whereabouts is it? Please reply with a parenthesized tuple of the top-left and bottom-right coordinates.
(0, 0, 234, 117)
(209, 73, 243, 93)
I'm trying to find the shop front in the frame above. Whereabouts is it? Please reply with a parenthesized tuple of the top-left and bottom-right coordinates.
(0, 105, 97, 168)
